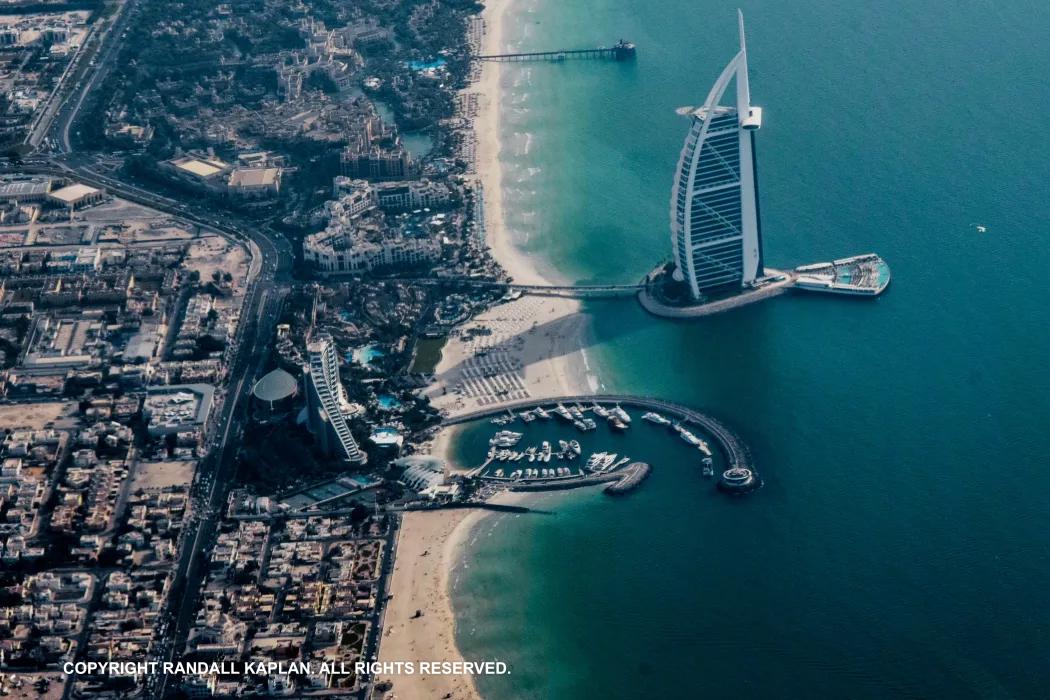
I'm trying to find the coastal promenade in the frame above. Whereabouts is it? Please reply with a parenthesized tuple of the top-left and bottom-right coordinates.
(440, 394, 754, 471)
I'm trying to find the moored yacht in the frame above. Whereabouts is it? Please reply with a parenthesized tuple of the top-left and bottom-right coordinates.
(585, 452, 606, 470)
(642, 411, 672, 426)
(554, 403, 574, 421)
(489, 430, 523, 447)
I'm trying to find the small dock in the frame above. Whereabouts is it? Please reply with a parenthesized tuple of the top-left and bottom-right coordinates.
(476, 39, 635, 62)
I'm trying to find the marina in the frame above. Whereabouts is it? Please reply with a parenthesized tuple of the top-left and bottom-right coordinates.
(448, 395, 756, 496)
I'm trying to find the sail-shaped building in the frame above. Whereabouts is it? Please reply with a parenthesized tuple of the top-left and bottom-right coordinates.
(670, 11, 764, 299)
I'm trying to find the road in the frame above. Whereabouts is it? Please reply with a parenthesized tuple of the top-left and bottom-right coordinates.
(17, 13, 295, 692)
(28, 0, 138, 151)
(12, 7, 338, 696)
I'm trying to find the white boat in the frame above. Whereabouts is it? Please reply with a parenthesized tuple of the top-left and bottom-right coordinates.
(489, 430, 523, 447)
(519, 410, 536, 422)
(610, 418, 628, 431)
(611, 456, 630, 470)
(554, 403, 574, 420)
(680, 431, 702, 446)
(642, 411, 671, 426)
(525, 447, 537, 462)
(534, 406, 550, 419)
(611, 405, 631, 423)
(540, 441, 552, 462)
(570, 405, 585, 420)
(585, 452, 606, 470)
(575, 418, 597, 432)
(675, 424, 703, 446)
(494, 469, 504, 477)
(559, 440, 569, 452)
(601, 453, 618, 469)
(696, 442, 712, 457)
(511, 470, 522, 479)
(591, 404, 610, 418)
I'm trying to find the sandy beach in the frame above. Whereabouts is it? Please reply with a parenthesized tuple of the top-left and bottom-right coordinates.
(376, 2, 593, 697)
(424, 0, 594, 419)
(374, 493, 526, 700)
(374, 508, 487, 700)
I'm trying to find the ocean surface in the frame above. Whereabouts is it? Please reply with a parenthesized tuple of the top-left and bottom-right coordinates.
(451, 0, 1050, 698)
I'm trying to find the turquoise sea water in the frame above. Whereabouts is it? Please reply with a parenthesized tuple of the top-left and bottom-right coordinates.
(451, 0, 1050, 698)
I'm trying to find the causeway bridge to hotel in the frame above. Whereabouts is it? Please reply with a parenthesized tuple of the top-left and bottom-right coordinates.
(396, 253, 886, 306)
(440, 394, 754, 472)
(396, 277, 643, 299)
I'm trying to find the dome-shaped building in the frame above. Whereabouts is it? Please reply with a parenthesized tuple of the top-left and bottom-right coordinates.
(251, 367, 299, 418)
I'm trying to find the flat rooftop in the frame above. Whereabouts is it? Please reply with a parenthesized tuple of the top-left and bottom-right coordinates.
(0, 179, 51, 197)
(229, 167, 280, 188)
(49, 183, 101, 203)
(172, 157, 228, 179)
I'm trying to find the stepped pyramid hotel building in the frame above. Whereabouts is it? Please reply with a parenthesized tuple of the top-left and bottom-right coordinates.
(670, 12, 764, 299)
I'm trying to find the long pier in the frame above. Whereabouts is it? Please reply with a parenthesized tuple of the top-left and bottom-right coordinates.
(441, 394, 754, 472)
(476, 40, 636, 63)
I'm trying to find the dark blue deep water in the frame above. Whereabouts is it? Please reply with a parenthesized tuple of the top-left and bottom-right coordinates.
(451, 1, 1050, 697)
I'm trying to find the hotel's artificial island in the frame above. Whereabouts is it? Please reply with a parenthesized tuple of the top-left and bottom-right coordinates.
(639, 11, 891, 319)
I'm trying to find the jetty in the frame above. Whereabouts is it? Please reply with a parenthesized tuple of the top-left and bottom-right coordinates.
(476, 39, 636, 62)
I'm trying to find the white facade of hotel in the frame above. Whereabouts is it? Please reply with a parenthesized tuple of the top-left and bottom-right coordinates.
(670, 12, 764, 299)
(303, 335, 366, 464)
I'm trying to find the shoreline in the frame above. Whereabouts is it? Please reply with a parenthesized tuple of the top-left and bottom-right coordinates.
(377, 1, 596, 698)
(423, 0, 596, 420)
(374, 492, 528, 700)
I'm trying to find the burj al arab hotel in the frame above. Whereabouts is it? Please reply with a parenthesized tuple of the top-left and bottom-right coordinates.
(670, 11, 764, 299)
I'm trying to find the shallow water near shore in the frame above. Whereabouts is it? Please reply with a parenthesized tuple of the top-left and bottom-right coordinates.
(451, 0, 1050, 697)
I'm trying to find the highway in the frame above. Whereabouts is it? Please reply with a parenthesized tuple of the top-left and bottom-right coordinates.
(28, 0, 139, 151)
(16, 8, 295, 693)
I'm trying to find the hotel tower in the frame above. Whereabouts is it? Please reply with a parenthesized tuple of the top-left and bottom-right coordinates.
(670, 11, 764, 299)
(303, 334, 367, 465)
